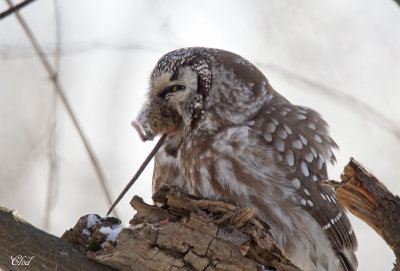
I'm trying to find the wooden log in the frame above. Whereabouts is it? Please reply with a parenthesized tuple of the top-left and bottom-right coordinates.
(0, 206, 114, 271)
(0, 185, 300, 271)
(82, 185, 300, 271)
(327, 158, 400, 271)
(4, 158, 400, 270)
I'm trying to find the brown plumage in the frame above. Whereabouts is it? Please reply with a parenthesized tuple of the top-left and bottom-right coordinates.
(134, 47, 357, 271)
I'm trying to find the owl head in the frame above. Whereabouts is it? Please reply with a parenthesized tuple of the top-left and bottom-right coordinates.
(134, 47, 277, 144)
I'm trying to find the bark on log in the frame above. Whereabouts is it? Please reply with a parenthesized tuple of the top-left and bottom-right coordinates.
(3, 158, 399, 270)
(0, 185, 300, 271)
(327, 158, 400, 271)
(0, 206, 114, 271)
(64, 185, 300, 271)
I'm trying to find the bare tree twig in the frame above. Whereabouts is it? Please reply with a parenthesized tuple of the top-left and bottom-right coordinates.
(44, 120, 58, 230)
(44, 0, 61, 231)
(5, 0, 118, 217)
(0, 0, 36, 20)
(0, 40, 178, 59)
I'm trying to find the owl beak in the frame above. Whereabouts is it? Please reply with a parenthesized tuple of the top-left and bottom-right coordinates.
(132, 120, 153, 142)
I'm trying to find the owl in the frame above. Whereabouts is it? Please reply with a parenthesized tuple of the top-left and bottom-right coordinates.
(133, 47, 357, 271)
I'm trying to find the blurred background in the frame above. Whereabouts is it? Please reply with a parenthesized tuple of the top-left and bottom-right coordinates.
(1, 0, 399, 269)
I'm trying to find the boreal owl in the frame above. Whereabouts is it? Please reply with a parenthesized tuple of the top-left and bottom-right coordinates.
(133, 47, 357, 271)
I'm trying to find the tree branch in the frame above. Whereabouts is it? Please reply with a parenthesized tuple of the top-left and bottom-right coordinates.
(3, 159, 400, 270)
(4, 0, 117, 217)
(0, 206, 114, 271)
(327, 158, 400, 271)
(0, 0, 36, 20)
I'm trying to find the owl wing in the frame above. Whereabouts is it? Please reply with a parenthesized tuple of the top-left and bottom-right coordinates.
(253, 98, 357, 260)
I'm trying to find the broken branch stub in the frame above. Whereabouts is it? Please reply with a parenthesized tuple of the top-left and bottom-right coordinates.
(328, 158, 400, 271)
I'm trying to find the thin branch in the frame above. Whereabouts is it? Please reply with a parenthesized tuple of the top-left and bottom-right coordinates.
(44, 120, 58, 230)
(0, 0, 36, 20)
(0, 40, 180, 59)
(106, 133, 167, 216)
(5, 0, 118, 217)
(43, 0, 61, 231)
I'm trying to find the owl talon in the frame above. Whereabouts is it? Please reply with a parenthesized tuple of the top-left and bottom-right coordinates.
(232, 208, 257, 228)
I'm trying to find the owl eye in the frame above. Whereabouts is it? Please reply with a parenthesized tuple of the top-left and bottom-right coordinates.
(170, 85, 185, 92)
(160, 84, 185, 99)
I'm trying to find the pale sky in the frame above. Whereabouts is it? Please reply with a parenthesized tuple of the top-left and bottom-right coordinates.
(1, 1, 399, 270)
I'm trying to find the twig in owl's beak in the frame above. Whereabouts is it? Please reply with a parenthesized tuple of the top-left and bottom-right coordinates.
(106, 133, 167, 216)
